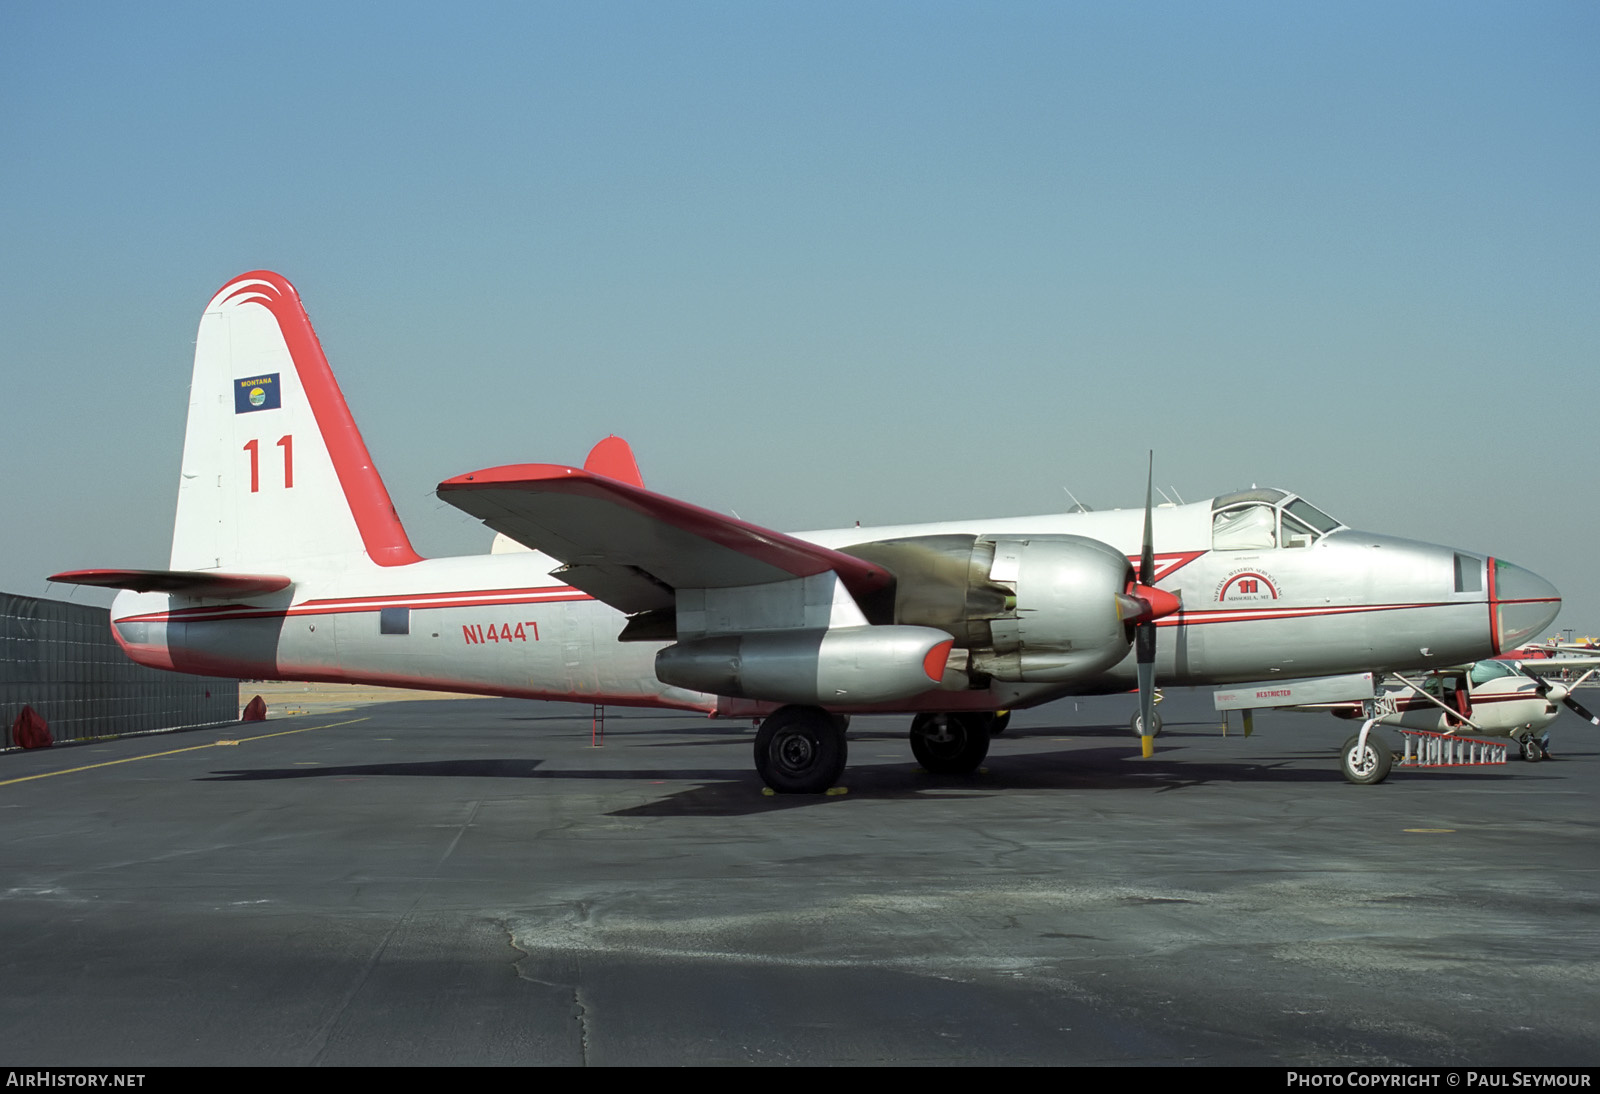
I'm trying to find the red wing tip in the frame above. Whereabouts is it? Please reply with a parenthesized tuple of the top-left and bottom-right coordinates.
(583, 435, 646, 488)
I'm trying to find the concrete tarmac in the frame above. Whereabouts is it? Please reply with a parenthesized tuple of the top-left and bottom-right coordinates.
(1, 690, 1595, 1066)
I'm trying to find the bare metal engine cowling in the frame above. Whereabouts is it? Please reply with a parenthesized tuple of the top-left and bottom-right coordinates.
(655, 624, 955, 705)
(842, 533, 1135, 683)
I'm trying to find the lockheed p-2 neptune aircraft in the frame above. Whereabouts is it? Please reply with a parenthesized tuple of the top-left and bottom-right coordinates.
(53, 272, 1563, 793)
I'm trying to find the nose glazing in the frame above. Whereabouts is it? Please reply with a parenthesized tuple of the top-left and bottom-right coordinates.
(1490, 559, 1561, 652)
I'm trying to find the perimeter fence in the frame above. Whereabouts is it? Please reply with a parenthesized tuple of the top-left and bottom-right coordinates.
(1, 592, 238, 749)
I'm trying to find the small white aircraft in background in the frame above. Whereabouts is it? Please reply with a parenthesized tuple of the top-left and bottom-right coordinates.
(51, 271, 1564, 794)
(1303, 653, 1600, 763)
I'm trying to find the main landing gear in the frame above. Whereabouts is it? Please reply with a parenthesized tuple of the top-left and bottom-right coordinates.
(754, 705, 848, 794)
(753, 707, 1009, 793)
(1340, 728, 1393, 785)
(909, 712, 993, 774)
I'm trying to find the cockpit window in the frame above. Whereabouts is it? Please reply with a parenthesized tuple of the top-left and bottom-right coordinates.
(1469, 659, 1518, 685)
(1280, 511, 1317, 549)
(1213, 504, 1276, 550)
(1285, 499, 1340, 535)
(1209, 490, 1347, 550)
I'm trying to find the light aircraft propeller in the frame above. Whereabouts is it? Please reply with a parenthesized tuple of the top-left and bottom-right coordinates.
(1526, 672, 1600, 727)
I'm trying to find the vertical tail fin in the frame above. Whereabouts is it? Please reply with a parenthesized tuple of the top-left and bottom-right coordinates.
(169, 272, 421, 573)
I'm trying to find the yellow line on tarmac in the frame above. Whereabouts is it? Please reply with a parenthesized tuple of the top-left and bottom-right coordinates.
(0, 718, 369, 787)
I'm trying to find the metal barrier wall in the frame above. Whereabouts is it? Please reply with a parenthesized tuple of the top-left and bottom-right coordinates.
(1, 593, 238, 749)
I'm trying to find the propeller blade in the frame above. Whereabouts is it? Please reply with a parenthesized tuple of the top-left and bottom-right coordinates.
(1563, 695, 1600, 727)
(1137, 623, 1157, 753)
(1139, 452, 1155, 587)
(1135, 451, 1157, 757)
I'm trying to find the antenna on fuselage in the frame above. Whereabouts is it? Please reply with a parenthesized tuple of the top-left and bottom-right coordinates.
(1061, 487, 1093, 514)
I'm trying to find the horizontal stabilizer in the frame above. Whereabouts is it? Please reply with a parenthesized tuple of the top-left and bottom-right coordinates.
(50, 568, 292, 597)
(436, 464, 893, 613)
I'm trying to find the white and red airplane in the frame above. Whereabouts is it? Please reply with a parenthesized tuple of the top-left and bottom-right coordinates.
(52, 272, 1564, 793)
(1305, 655, 1600, 764)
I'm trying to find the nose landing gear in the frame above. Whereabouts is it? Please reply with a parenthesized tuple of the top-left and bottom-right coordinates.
(1517, 734, 1551, 762)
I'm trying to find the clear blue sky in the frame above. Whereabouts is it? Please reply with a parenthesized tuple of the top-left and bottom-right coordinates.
(3, 2, 1596, 636)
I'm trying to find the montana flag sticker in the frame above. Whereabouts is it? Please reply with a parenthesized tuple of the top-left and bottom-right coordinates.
(234, 374, 281, 414)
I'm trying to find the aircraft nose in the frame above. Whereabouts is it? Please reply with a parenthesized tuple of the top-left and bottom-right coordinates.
(1492, 559, 1561, 652)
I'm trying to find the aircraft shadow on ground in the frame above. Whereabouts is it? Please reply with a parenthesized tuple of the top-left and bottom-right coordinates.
(193, 719, 1527, 817)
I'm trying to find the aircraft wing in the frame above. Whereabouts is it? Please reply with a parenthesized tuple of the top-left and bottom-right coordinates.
(1510, 655, 1600, 673)
(436, 464, 894, 614)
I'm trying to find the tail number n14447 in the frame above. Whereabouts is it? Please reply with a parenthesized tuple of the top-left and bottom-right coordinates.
(463, 622, 541, 645)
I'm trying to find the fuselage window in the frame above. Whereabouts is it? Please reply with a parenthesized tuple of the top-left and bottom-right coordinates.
(1213, 504, 1276, 550)
(1454, 553, 1483, 593)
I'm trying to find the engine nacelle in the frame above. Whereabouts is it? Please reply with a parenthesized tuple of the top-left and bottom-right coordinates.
(842, 533, 1135, 683)
(655, 625, 955, 705)
(977, 535, 1134, 681)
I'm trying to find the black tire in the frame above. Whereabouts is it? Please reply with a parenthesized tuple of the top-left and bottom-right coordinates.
(910, 712, 991, 774)
(1129, 710, 1163, 737)
(754, 705, 847, 794)
(1340, 732, 1393, 785)
(988, 711, 1012, 737)
(1520, 737, 1546, 763)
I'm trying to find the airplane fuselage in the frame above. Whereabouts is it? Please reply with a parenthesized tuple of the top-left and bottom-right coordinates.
(109, 498, 1548, 718)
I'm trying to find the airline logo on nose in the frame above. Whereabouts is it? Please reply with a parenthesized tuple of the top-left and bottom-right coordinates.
(234, 374, 281, 413)
(1217, 569, 1279, 602)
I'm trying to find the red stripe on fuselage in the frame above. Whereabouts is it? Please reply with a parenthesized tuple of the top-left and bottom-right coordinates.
(1153, 601, 1458, 627)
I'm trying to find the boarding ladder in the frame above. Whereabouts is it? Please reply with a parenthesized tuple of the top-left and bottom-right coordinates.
(1395, 728, 1506, 769)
